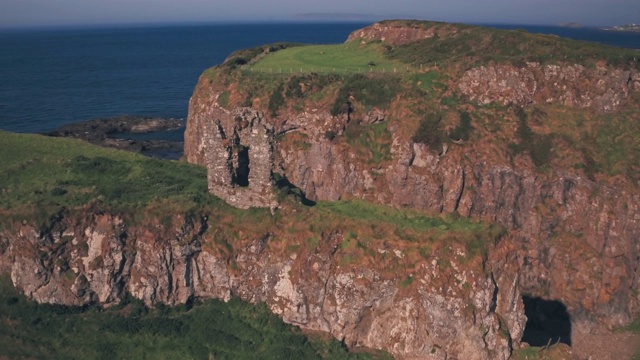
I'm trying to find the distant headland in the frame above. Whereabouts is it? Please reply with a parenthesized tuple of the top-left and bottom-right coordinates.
(602, 23, 640, 32)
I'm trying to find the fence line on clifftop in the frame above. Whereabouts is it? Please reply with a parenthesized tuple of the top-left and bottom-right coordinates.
(242, 64, 433, 76)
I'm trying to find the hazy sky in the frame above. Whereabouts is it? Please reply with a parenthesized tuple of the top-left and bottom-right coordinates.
(1, 0, 638, 29)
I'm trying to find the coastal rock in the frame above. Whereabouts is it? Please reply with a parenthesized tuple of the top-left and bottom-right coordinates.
(457, 63, 637, 112)
(181, 29, 640, 358)
(346, 20, 459, 46)
(45, 115, 184, 159)
(0, 209, 517, 359)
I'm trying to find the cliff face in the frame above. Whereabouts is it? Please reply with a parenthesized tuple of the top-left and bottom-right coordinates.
(277, 122, 640, 333)
(182, 20, 640, 357)
(0, 206, 520, 359)
(458, 62, 637, 112)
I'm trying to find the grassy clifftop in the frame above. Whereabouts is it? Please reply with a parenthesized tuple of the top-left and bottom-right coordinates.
(213, 20, 640, 77)
(198, 20, 640, 183)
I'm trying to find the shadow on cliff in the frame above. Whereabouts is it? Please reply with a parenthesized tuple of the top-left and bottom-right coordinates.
(273, 174, 316, 206)
(521, 295, 572, 347)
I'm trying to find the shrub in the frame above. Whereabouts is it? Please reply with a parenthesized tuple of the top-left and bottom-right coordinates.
(331, 74, 400, 116)
(347, 122, 392, 164)
(286, 74, 341, 99)
(400, 276, 414, 288)
(218, 91, 230, 108)
(412, 112, 444, 151)
(509, 108, 552, 167)
(449, 111, 473, 141)
(268, 83, 285, 118)
(324, 130, 336, 141)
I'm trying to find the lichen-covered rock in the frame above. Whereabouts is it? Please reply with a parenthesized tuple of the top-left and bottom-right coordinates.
(458, 63, 637, 112)
(346, 21, 458, 46)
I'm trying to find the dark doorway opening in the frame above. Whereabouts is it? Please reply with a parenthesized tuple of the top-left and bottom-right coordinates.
(235, 146, 250, 187)
(521, 295, 572, 346)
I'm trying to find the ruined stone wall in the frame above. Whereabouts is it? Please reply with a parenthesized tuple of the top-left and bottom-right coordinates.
(195, 102, 276, 209)
(185, 87, 277, 209)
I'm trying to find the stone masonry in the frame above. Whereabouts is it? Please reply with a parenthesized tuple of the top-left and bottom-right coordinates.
(204, 107, 276, 209)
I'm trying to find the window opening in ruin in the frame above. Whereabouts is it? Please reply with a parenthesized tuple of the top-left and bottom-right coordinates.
(521, 295, 572, 346)
(235, 146, 250, 187)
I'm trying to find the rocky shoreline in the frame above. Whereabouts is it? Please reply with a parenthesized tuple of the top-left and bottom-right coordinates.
(44, 115, 185, 160)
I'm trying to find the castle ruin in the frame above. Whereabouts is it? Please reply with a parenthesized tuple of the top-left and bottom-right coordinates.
(203, 107, 276, 209)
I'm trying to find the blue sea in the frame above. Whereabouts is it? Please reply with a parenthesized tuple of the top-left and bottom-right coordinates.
(1, 22, 639, 135)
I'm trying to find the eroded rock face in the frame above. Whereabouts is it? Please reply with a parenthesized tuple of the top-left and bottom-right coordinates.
(0, 211, 518, 359)
(458, 63, 638, 112)
(185, 70, 640, 352)
(346, 21, 458, 46)
(19, 20, 637, 359)
(281, 133, 640, 333)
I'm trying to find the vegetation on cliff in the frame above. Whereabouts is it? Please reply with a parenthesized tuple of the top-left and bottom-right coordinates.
(4, 20, 640, 358)
(382, 20, 640, 70)
(0, 276, 381, 360)
(180, 21, 640, 357)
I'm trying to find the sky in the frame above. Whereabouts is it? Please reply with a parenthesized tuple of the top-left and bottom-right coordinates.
(0, 0, 638, 29)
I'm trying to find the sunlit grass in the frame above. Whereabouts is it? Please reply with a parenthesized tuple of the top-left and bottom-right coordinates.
(249, 43, 411, 75)
(0, 131, 211, 209)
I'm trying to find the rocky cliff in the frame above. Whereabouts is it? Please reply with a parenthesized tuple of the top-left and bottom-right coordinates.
(3, 20, 640, 359)
(0, 202, 521, 359)
(183, 20, 640, 358)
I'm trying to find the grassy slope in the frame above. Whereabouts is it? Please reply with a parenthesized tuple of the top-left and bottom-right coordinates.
(385, 22, 640, 70)
(0, 130, 211, 210)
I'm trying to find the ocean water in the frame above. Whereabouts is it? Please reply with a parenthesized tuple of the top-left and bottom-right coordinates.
(1, 23, 639, 135)
(0, 23, 369, 134)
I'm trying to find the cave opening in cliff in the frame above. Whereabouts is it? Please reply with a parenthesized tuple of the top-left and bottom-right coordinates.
(235, 146, 250, 187)
(521, 295, 572, 347)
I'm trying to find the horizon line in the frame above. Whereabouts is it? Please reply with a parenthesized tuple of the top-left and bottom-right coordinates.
(0, 18, 619, 33)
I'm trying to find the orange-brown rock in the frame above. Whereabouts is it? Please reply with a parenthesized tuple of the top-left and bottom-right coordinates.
(0, 208, 518, 359)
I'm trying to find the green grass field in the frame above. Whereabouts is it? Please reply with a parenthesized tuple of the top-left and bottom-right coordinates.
(249, 42, 413, 75)
(0, 131, 211, 210)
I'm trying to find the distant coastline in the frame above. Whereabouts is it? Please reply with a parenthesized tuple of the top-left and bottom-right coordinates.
(602, 24, 640, 32)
